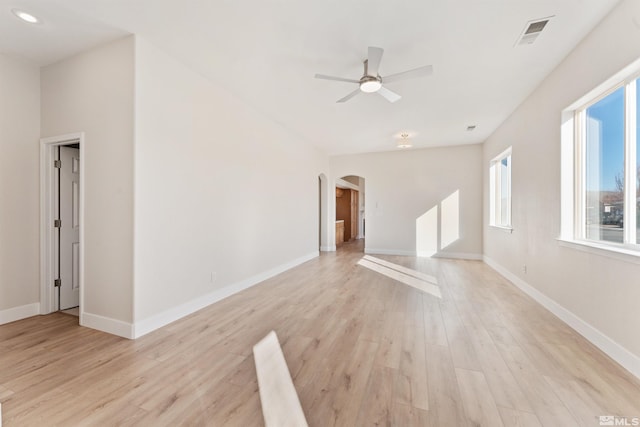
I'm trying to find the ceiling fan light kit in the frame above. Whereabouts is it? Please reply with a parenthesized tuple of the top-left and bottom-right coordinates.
(315, 46, 433, 103)
(359, 76, 382, 93)
(397, 133, 412, 148)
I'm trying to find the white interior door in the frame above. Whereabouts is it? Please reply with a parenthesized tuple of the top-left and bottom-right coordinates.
(60, 146, 80, 310)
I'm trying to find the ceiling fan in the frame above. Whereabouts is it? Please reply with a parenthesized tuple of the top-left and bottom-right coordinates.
(314, 46, 433, 103)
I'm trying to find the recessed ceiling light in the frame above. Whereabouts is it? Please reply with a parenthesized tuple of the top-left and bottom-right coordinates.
(11, 9, 41, 24)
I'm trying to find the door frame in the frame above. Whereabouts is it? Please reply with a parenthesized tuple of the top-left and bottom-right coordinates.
(318, 173, 331, 251)
(40, 132, 85, 316)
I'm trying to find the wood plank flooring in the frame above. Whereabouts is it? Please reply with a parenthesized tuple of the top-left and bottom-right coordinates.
(1, 240, 639, 426)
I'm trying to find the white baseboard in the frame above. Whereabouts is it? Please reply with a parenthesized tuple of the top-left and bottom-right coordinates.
(434, 252, 483, 260)
(483, 255, 640, 380)
(365, 248, 416, 256)
(133, 251, 319, 338)
(320, 246, 335, 252)
(81, 312, 134, 339)
(0, 302, 40, 325)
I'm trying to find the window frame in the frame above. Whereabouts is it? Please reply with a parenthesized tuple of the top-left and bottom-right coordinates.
(562, 64, 640, 256)
(489, 146, 513, 230)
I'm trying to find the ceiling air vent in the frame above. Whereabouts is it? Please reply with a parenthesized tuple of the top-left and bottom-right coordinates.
(515, 17, 553, 46)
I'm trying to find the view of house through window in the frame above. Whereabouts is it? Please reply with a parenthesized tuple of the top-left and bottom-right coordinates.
(577, 77, 640, 247)
(489, 147, 512, 228)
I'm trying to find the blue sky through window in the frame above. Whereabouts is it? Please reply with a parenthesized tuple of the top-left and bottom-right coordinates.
(586, 87, 624, 191)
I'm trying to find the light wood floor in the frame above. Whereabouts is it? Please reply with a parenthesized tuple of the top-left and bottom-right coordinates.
(1, 241, 639, 426)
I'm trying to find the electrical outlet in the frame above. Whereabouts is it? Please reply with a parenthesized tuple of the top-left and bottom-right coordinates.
(523, 265, 527, 274)
(210, 272, 217, 283)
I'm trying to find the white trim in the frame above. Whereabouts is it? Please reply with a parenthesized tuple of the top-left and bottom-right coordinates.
(335, 177, 359, 191)
(483, 255, 640, 380)
(82, 312, 134, 339)
(624, 79, 637, 243)
(560, 110, 576, 240)
(320, 245, 335, 252)
(434, 252, 483, 260)
(40, 132, 85, 315)
(489, 225, 513, 233)
(365, 248, 416, 256)
(318, 173, 330, 253)
(557, 238, 640, 265)
(0, 303, 40, 325)
(133, 251, 319, 338)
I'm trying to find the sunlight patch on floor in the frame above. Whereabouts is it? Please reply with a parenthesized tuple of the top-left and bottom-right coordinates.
(362, 255, 437, 284)
(253, 331, 308, 427)
(357, 258, 442, 299)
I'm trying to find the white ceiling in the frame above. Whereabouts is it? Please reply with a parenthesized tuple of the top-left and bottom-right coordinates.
(0, 0, 621, 155)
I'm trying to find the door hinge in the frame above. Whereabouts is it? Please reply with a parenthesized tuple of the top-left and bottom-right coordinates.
(54, 279, 61, 287)
(54, 160, 62, 169)
(54, 219, 62, 228)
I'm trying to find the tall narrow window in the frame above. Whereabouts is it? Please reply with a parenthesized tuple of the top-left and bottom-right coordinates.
(584, 87, 624, 243)
(573, 76, 639, 249)
(489, 147, 512, 228)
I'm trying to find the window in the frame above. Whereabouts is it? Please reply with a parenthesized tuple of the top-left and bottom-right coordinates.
(571, 75, 639, 249)
(489, 147, 512, 228)
(584, 87, 625, 243)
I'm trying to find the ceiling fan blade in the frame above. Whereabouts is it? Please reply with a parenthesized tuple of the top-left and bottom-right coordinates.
(367, 46, 384, 76)
(383, 65, 433, 84)
(377, 86, 401, 103)
(315, 74, 360, 84)
(337, 89, 361, 103)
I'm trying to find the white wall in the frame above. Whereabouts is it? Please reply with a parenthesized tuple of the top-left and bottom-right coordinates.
(41, 37, 135, 330)
(331, 145, 483, 258)
(133, 38, 328, 333)
(483, 0, 640, 374)
(0, 54, 40, 322)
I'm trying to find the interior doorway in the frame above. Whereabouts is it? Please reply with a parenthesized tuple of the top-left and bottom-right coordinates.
(58, 145, 80, 310)
(336, 175, 365, 249)
(40, 133, 85, 318)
